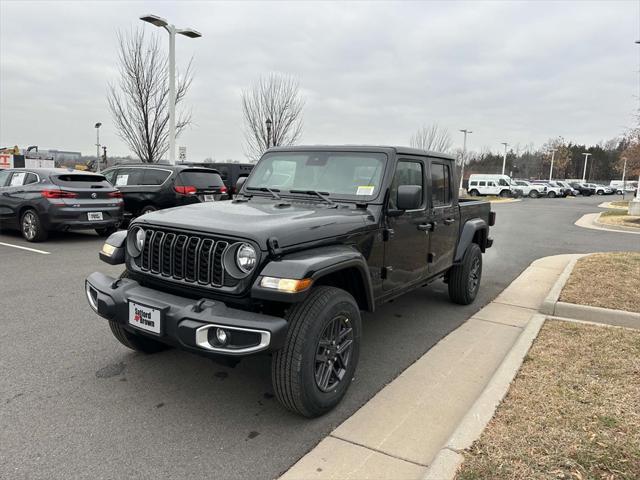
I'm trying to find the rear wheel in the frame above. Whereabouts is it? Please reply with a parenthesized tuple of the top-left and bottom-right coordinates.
(21, 209, 48, 242)
(139, 205, 157, 215)
(448, 243, 482, 305)
(272, 286, 361, 418)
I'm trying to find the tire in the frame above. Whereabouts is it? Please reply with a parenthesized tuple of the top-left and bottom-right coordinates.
(597, 190, 603, 195)
(548, 191, 556, 198)
(95, 226, 117, 237)
(272, 286, 361, 418)
(499, 189, 510, 198)
(107, 270, 169, 354)
(448, 243, 482, 305)
(529, 190, 539, 198)
(21, 209, 48, 242)
(469, 189, 479, 197)
(139, 205, 157, 215)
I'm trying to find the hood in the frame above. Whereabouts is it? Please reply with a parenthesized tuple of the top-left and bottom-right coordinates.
(134, 198, 376, 250)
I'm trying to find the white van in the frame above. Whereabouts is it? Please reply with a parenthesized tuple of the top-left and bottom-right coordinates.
(610, 180, 638, 194)
(467, 174, 514, 197)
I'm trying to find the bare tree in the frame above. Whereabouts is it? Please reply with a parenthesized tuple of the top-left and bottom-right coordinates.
(107, 29, 192, 163)
(409, 124, 453, 153)
(241, 73, 304, 161)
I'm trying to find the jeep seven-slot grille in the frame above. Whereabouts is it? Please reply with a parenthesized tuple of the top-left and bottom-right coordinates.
(136, 229, 230, 288)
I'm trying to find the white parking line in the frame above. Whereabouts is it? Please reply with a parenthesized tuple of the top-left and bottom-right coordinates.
(0, 242, 51, 255)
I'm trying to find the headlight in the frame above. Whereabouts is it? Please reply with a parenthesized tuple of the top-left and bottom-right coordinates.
(136, 229, 145, 252)
(127, 227, 146, 258)
(236, 243, 257, 273)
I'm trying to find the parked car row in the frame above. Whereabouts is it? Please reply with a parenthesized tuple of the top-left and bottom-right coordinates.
(0, 163, 240, 242)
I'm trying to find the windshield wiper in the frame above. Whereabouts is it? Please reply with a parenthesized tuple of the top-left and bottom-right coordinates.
(246, 186, 281, 200)
(290, 189, 336, 206)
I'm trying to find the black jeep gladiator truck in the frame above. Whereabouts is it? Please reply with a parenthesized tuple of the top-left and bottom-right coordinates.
(85, 146, 494, 417)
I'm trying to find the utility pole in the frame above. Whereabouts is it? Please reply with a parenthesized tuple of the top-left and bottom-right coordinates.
(501, 142, 508, 176)
(581, 152, 591, 182)
(95, 122, 102, 173)
(458, 129, 472, 190)
(548, 148, 557, 181)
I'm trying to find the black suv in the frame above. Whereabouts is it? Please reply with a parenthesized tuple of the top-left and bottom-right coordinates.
(0, 168, 123, 241)
(86, 146, 494, 417)
(179, 162, 254, 197)
(102, 164, 228, 218)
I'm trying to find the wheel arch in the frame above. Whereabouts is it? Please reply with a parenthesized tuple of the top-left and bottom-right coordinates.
(454, 218, 488, 262)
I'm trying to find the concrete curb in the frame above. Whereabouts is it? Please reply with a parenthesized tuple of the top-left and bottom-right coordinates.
(541, 254, 640, 329)
(597, 201, 627, 209)
(575, 212, 640, 235)
(489, 198, 522, 204)
(594, 215, 640, 233)
(422, 315, 546, 480)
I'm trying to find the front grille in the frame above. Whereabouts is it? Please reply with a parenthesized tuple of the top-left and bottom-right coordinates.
(134, 228, 231, 288)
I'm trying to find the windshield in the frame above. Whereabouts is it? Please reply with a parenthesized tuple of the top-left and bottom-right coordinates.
(246, 151, 387, 200)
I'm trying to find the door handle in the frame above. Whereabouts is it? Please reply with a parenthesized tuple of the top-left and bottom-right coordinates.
(418, 222, 435, 231)
(443, 218, 455, 225)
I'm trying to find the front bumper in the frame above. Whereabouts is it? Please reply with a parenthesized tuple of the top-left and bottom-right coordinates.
(85, 272, 288, 357)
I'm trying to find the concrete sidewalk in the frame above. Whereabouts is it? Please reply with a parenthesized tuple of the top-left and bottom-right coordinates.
(280, 254, 580, 480)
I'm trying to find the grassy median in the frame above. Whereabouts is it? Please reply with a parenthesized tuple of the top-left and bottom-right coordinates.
(560, 252, 640, 313)
(598, 210, 640, 230)
(456, 320, 640, 480)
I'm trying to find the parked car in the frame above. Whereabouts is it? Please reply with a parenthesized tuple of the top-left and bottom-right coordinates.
(555, 180, 578, 196)
(512, 180, 547, 198)
(102, 164, 228, 219)
(467, 174, 516, 197)
(569, 182, 595, 196)
(180, 162, 254, 198)
(0, 168, 123, 241)
(86, 145, 495, 417)
(609, 180, 638, 195)
(531, 181, 563, 198)
(546, 181, 571, 197)
(593, 184, 613, 195)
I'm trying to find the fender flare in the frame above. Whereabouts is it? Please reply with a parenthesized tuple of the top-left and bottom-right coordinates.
(454, 218, 488, 262)
(252, 244, 375, 311)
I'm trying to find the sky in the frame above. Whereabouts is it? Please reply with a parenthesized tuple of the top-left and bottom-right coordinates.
(1, 0, 638, 161)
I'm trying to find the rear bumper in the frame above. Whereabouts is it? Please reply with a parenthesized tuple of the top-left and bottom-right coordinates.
(45, 204, 123, 230)
(85, 272, 288, 357)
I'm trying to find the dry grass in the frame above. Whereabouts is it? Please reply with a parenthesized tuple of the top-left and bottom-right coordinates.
(559, 253, 640, 313)
(597, 212, 640, 229)
(456, 320, 640, 480)
(610, 201, 630, 208)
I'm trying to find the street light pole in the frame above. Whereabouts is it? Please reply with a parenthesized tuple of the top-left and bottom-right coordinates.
(95, 122, 102, 173)
(581, 152, 591, 182)
(266, 118, 272, 149)
(548, 148, 557, 181)
(140, 14, 201, 165)
(458, 129, 472, 190)
(500, 142, 508, 176)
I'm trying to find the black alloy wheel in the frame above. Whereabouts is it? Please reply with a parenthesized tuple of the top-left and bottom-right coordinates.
(314, 314, 354, 392)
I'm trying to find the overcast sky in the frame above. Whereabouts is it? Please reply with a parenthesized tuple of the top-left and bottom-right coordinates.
(1, 1, 638, 161)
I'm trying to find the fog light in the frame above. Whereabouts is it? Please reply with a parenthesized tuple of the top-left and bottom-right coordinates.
(260, 276, 313, 293)
(216, 328, 228, 345)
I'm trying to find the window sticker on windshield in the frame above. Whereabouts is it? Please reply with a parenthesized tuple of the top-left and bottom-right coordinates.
(356, 185, 375, 196)
(115, 174, 129, 186)
(10, 172, 26, 186)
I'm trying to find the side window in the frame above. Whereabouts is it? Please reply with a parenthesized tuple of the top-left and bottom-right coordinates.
(9, 172, 27, 186)
(498, 179, 509, 186)
(469, 181, 477, 186)
(389, 160, 424, 210)
(479, 181, 486, 187)
(431, 162, 451, 206)
(142, 169, 171, 185)
(24, 173, 39, 185)
(0, 170, 11, 187)
(114, 168, 144, 186)
(103, 169, 117, 184)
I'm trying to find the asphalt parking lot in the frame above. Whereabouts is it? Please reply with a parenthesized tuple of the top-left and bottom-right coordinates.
(1, 195, 637, 480)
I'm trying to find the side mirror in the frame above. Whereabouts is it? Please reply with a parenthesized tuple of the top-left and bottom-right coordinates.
(396, 185, 422, 211)
(235, 176, 247, 193)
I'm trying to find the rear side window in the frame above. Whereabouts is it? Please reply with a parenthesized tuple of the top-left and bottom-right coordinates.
(114, 168, 144, 186)
(53, 174, 111, 188)
(24, 173, 39, 185)
(176, 170, 224, 188)
(431, 162, 451, 206)
(103, 169, 117, 184)
(142, 169, 171, 185)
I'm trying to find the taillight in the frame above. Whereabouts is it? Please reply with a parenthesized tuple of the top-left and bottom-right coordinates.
(174, 185, 197, 195)
(220, 185, 228, 194)
(108, 191, 123, 198)
(41, 189, 77, 199)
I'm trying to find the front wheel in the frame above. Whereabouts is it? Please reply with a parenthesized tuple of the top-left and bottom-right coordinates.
(468, 189, 479, 197)
(548, 191, 556, 198)
(529, 190, 539, 198)
(448, 243, 482, 305)
(272, 286, 361, 418)
(499, 189, 510, 198)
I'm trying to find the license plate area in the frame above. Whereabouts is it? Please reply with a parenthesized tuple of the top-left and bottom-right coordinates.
(203, 194, 214, 202)
(87, 212, 103, 221)
(128, 301, 162, 335)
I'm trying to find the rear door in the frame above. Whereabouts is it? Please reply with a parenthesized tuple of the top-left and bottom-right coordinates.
(427, 160, 459, 275)
(112, 167, 149, 213)
(383, 157, 430, 291)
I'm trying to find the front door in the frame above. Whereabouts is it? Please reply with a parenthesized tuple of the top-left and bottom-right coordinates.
(383, 157, 429, 291)
(427, 160, 459, 275)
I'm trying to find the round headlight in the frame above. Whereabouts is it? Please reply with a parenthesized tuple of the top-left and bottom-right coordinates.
(135, 228, 146, 252)
(236, 243, 257, 273)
